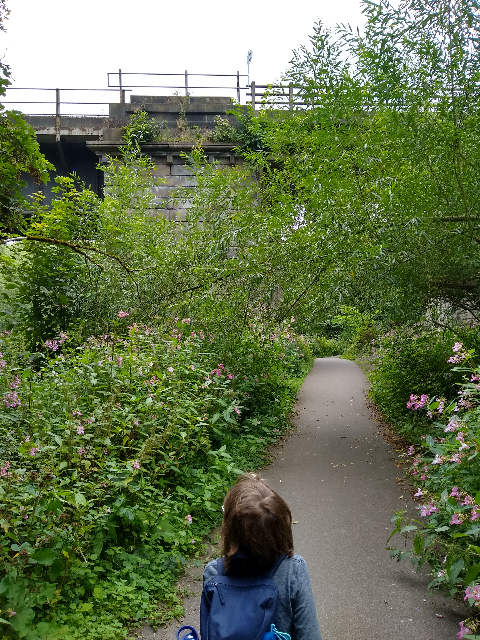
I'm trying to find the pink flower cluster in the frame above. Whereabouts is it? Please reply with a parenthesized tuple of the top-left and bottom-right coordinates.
(118, 310, 130, 318)
(407, 394, 428, 410)
(0, 353, 6, 369)
(420, 502, 439, 516)
(464, 585, 480, 601)
(448, 342, 468, 364)
(0, 461, 10, 476)
(4, 391, 21, 408)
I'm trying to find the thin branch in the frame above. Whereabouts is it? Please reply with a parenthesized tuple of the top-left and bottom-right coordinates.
(275, 266, 327, 323)
(439, 216, 477, 223)
(2, 236, 156, 274)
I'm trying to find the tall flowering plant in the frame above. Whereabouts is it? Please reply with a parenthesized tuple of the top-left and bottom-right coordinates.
(389, 342, 480, 638)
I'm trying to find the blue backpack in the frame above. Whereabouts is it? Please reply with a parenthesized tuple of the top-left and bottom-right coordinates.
(199, 554, 288, 640)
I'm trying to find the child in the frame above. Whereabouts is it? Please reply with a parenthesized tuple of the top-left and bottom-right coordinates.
(202, 473, 323, 640)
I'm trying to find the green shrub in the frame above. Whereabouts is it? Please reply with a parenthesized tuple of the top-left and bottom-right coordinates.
(308, 335, 339, 358)
(368, 325, 474, 438)
(387, 343, 480, 633)
(123, 111, 162, 144)
(0, 315, 311, 639)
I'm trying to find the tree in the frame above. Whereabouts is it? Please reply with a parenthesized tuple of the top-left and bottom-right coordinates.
(0, 0, 52, 233)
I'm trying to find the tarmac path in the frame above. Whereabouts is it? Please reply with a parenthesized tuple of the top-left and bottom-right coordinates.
(142, 356, 466, 640)
(262, 357, 464, 640)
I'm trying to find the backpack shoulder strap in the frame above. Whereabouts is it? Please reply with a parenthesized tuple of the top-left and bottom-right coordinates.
(266, 554, 287, 579)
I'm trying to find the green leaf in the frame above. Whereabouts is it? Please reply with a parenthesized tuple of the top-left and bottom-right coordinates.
(93, 586, 104, 600)
(400, 525, 417, 533)
(464, 564, 480, 585)
(413, 532, 424, 555)
(449, 558, 464, 582)
(75, 492, 87, 507)
(30, 548, 57, 566)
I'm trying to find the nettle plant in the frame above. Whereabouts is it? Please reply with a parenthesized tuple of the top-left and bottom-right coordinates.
(389, 342, 480, 638)
(0, 315, 311, 639)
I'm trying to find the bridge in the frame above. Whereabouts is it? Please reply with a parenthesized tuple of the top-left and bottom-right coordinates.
(4, 72, 304, 219)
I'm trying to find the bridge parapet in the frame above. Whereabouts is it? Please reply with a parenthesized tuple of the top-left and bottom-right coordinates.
(23, 96, 242, 215)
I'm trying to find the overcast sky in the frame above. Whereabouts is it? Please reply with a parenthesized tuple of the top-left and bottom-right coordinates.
(1, 0, 366, 114)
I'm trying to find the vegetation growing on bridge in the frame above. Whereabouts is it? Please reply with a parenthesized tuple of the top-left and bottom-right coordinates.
(2, 0, 480, 637)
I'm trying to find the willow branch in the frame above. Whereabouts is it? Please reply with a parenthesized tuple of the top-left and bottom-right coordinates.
(2, 236, 156, 274)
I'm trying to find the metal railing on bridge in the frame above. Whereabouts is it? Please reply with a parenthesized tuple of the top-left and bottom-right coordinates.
(1, 70, 308, 117)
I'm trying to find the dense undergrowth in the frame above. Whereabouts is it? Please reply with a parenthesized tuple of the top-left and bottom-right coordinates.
(358, 324, 480, 638)
(0, 317, 312, 639)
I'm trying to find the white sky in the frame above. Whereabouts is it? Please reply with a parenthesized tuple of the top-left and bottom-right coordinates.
(1, 0, 366, 114)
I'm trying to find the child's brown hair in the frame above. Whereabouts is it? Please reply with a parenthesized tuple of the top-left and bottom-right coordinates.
(221, 473, 294, 576)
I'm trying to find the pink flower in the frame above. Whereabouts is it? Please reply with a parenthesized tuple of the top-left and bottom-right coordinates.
(116, 356, 123, 366)
(450, 513, 462, 525)
(77, 426, 84, 435)
(450, 487, 461, 498)
(420, 502, 438, 516)
(132, 460, 140, 469)
(29, 447, 40, 456)
(465, 585, 480, 601)
(45, 339, 59, 351)
(407, 446, 415, 456)
(234, 406, 241, 415)
(462, 495, 474, 505)
(78, 447, 86, 456)
(228, 374, 234, 380)
(118, 310, 129, 318)
(451, 453, 462, 463)
(458, 621, 473, 639)
(3, 391, 21, 408)
(453, 342, 463, 353)
(186, 514, 193, 523)
(167, 366, 174, 373)
(471, 507, 480, 521)
(407, 394, 429, 410)
(8, 612, 16, 618)
(0, 461, 10, 476)
(414, 488, 424, 497)
(432, 454, 443, 464)
(72, 410, 82, 417)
